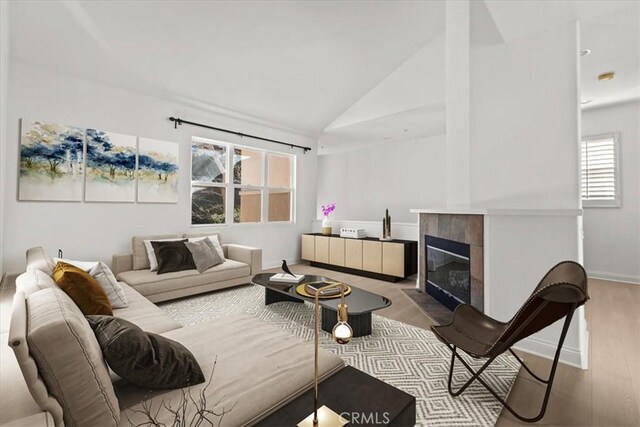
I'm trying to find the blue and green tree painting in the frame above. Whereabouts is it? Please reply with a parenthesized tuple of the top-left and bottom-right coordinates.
(85, 129, 138, 202)
(137, 138, 179, 203)
(19, 120, 85, 201)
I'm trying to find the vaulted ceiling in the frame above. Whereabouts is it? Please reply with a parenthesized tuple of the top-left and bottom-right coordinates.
(8, 1, 639, 153)
(9, 0, 443, 136)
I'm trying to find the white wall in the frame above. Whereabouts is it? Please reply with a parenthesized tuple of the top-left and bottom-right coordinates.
(468, 20, 588, 368)
(2, 62, 318, 273)
(582, 101, 640, 283)
(445, 1, 471, 207)
(316, 135, 447, 224)
(485, 214, 587, 368)
(0, 1, 9, 279)
(470, 22, 581, 209)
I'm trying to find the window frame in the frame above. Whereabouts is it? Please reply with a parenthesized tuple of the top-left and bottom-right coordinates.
(580, 132, 622, 208)
(190, 136, 296, 226)
(266, 152, 296, 223)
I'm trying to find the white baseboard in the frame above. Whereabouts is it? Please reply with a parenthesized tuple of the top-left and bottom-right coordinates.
(513, 336, 586, 369)
(586, 270, 640, 285)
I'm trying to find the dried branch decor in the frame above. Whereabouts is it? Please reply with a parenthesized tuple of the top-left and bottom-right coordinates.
(127, 358, 237, 427)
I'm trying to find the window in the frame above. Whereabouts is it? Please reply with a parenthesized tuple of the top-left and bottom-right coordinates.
(191, 142, 227, 224)
(191, 137, 295, 225)
(267, 153, 294, 222)
(581, 133, 621, 207)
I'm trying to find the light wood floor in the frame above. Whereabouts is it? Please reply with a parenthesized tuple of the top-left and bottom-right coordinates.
(279, 264, 640, 427)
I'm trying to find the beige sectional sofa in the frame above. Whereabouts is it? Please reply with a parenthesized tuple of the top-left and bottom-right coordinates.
(8, 246, 345, 426)
(112, 232, 262, 302)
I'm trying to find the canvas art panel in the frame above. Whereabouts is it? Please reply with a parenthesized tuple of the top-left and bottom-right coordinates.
(85, 129, 137, 202)
(19, 119, 85, 201)
(137, 138, 179, 203)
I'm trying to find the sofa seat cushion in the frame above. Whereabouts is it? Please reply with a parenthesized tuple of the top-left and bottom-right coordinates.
(115, 314, 345, 427)
(112, 283, 181, 334)
(118, 259, 250, 297)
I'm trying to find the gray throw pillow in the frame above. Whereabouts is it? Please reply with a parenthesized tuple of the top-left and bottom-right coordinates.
(86, 315, 205, 390)
(184, 239, 224, 273)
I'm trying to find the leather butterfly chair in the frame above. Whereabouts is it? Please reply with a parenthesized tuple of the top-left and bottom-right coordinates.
(431, 261, 589, 423)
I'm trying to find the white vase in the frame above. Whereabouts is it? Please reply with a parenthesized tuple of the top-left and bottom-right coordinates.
(322, 217, 332, 236)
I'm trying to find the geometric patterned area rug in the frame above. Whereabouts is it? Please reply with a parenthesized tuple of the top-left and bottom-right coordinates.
(160, 284, 520, 426)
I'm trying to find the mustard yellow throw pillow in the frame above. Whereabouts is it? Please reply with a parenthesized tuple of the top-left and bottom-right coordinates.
(53, 261, 113, 316)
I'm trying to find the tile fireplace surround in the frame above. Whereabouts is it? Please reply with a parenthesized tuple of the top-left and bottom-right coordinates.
(419, 213, 484, 312)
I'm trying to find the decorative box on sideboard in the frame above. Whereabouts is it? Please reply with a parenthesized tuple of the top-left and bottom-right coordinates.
(301, 233, 417, 282)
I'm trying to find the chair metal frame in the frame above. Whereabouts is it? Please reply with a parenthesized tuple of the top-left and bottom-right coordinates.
(433, 261, 588, 423)
(444, 302, 577, 423)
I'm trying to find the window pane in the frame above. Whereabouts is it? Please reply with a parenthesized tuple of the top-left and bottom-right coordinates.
(233, 147, 262, 186)
(192, 143, 226, 183)
(191, 186, 225, 224)
(267, 153, 292, 188)
(234, 188, 262, 223)
(581, 135, 618, 204)
(269, 190, 291, 222)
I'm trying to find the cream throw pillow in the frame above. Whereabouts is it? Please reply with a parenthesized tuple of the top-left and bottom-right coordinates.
(54, 258, 128, 308)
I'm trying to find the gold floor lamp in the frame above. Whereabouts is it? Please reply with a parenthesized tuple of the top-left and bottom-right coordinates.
(298, 282, 353, 427)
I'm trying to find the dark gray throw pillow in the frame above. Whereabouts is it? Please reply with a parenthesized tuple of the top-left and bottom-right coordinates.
(151, 240, 196, 274)
(184, 239, 224, 273)
(86, 315, 205, 389)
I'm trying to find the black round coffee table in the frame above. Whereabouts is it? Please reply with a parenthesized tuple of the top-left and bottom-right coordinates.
(251, 273, 391, 337)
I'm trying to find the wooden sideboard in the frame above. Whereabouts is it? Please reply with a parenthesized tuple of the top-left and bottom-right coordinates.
(301, 233, 417, 282)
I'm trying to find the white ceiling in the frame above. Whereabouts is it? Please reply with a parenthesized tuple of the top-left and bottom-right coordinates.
(9, 0, 444, 136)
(8, 1, 640, 151)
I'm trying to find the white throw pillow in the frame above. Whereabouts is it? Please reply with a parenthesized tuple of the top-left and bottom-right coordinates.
(188, 235, 225, 261)
(54, 258, 129, 308)
(143, 238, 184, 272)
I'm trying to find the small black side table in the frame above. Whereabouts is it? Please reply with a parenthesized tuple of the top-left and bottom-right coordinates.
(256, 366, 416, 426)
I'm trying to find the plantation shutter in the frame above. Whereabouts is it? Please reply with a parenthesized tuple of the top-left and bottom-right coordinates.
(581, 134, 620, 207)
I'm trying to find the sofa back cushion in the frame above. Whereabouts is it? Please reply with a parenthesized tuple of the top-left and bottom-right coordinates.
(132, 234, 181, 270)
(9, 291, 65, 427)
(26, 246, 54, 276)
(183, 231, 222, 244)
(26, 287, 120, 427)
(15, 269, 56, 296)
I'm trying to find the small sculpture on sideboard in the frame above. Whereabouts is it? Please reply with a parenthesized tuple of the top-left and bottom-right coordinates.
(380, 209, 393, 241)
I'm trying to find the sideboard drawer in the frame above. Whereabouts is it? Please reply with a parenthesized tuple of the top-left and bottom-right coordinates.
(362, 241, 383, 273)
(315, 236, 330, 264)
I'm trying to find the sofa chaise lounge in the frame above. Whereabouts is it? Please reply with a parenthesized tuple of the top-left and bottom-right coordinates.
(8, 246, 345, 426)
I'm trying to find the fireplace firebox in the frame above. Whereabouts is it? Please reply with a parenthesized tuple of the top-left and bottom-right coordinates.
(425, 235, 470, 311)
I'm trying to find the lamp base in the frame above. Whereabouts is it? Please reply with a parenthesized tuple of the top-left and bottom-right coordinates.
(297, 405, 348, 427)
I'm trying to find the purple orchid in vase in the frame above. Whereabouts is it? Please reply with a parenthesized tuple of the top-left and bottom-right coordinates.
(321, 203, 335, 235)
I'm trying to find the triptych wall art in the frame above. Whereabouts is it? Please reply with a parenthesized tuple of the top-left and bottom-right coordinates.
(19, 119, 179, 203)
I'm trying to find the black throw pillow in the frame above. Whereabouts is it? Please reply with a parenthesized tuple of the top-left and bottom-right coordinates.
(86, 315, 205, 389)
(151, 240, 196, 274)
